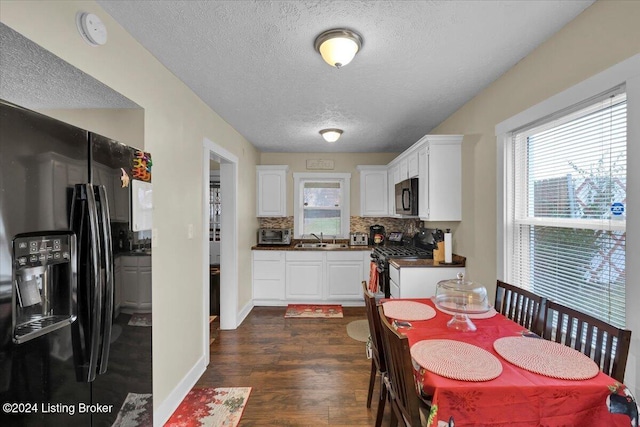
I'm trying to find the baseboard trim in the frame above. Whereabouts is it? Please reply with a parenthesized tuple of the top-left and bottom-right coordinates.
(236, 299, 253, 326)
(253, 300, 365, 307)
(153, 354, 207, 425)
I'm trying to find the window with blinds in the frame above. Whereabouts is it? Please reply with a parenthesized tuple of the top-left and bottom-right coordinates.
(301, 180, 343, 236)
(509, 88, 627, 328)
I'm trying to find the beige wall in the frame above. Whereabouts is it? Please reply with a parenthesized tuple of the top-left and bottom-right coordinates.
(0, 0, 260, 420)
(432, 0, 640, 392)
(37, 108, 145, 149)
(260, 152, 398, 216)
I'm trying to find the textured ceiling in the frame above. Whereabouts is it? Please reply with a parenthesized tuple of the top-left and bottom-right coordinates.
(0, 22, 139, 110)
(7, 1, 593, 152)
(95, 0, 594, 153)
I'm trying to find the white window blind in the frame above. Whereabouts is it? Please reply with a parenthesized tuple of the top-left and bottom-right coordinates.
(302, 181, 342, 236)
(510, 88, 627, 328)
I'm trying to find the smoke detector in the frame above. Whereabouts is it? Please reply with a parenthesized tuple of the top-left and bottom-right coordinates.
(76, 12, 108, 47)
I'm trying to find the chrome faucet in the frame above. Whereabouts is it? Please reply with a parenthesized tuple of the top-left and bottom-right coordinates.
(310, 232, 323, 243)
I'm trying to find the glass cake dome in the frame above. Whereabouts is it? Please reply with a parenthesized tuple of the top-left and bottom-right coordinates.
(435, 273, 490, 332)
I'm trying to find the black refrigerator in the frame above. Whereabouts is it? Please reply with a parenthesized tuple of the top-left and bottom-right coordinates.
(0, 100, 152, 426)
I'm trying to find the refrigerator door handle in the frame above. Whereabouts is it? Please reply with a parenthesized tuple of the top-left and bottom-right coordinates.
(95, 185, 113, 375)
(84, 184, 103, 382)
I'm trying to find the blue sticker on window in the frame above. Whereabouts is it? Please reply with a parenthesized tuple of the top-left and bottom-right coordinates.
(611, 202, 624, 216)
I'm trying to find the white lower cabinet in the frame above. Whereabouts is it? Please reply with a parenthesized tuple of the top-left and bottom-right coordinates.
(285, 251, 323, 300)
(120, 255, 152, 313)
(325, 252, 365, 300)
(253, 249, 371, 305)
(389, 264, 465, 298)
(252, 251, 286, 302)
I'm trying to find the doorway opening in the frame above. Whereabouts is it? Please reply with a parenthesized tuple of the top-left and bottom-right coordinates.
(202, 138, 239, 365)
(208, 163, 221, 343)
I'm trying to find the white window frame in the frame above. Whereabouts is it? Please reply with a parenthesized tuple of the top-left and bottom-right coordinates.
(293, 172, 351, 239)
(496, 54, 639, 283)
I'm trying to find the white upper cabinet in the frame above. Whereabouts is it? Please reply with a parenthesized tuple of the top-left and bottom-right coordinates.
(357, 165, 388, 217)
(417, 135, 463, 221)
(407, 151, 419, 178)
(256, 165, 288, 217)
(387, 165, 397, 217)
(399, 158, 409, 181)
(395, 150, 419, 183)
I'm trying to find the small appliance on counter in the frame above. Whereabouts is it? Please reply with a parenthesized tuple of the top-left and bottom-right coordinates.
(369, 224, 385, 246)
(350, 232, 368, 246)
(387, 231, 403, 246)
(258, 228, 292, 245)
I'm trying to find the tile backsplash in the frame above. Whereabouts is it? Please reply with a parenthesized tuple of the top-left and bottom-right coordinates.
(258, 216, 421, 237)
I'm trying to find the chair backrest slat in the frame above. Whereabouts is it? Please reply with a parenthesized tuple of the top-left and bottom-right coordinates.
(362, 281, 386, 373)
(543, 300, 632, 382)
(378, 305, 422, 427)
(495, 280, 546, 336)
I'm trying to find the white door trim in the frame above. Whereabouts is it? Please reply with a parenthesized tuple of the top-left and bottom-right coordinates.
(202, 138, 239, 365)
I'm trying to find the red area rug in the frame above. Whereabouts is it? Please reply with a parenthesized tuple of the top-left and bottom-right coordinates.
(111, 393, 153, 427)
(165, 387, 252, 427)
(284, 304, 343, 318)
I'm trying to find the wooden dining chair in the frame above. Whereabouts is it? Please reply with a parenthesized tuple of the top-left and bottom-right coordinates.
(362, 281, 387, 427)
(495, 280, 546, 336)
(378, 305, 431, 427)
(543, 300, 632, 383)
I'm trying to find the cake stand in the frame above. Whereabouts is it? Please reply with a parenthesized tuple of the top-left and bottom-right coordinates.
(434, 273, 490, 332)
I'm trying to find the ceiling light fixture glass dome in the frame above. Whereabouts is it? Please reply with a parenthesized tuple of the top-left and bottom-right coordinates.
(319, 128, 343, 143)
(314, 29, 363, 68)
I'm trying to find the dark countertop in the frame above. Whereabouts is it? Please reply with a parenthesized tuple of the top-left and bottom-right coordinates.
(252, 240, 374, 251)
(114, 250, 151, 257)
(389, 254, 466, 268)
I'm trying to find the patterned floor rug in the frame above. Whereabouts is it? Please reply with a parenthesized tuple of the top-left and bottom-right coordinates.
(284, 304, 343, 318)
(165, 387, 252, 427)
(111, 393, 153, 427)
(128, 313, 152, 327)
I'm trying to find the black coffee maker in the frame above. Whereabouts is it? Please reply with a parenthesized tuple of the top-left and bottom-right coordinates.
(369, 224, 385, 246)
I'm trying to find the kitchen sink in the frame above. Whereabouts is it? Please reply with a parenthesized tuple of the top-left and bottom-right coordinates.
(294, 243, 349, 249)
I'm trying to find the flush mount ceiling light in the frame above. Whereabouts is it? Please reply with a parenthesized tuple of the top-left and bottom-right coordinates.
(320, 128, 343, 143)
(314, 29, 363, 68)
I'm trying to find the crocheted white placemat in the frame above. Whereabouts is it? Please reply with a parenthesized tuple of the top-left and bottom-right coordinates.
(382, 300, 436, 321)
(493, 336, 599, 380)
(411, 339, 503, 381)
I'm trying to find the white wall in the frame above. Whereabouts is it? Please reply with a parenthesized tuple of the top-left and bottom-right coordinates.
(432, 0, 640, 394)
(0, 1, 260, 423)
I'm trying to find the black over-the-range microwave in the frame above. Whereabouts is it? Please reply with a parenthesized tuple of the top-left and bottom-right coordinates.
(395, 178, 418, 216)
(258, 228, 292, 245)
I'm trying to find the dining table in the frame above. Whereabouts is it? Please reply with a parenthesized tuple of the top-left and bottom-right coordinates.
(381, 298, 637, 427)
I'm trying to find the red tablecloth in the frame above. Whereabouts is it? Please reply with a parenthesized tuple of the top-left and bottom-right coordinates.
(384, 298, 633, 427)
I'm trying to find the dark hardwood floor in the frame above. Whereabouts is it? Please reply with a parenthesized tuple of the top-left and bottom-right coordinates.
(196, 306, 389, 426)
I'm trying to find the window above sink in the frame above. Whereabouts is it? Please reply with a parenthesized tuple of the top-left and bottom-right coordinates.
(293, 173, 351, 239)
